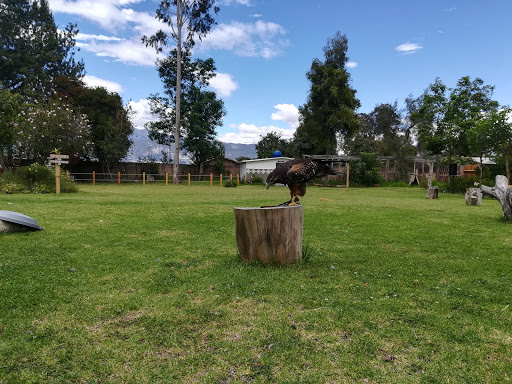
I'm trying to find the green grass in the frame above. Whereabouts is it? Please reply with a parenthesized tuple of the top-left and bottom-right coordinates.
(1, 184, 511, 383)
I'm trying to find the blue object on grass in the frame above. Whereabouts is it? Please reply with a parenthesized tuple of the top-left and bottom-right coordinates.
(0, 210, 42, 230)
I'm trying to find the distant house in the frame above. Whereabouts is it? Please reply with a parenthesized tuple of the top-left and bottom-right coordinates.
(239, 157, 294, 183)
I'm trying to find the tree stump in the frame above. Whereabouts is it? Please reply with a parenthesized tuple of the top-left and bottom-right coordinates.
(465, 188, 482, 206)
(427, 187, 438, 199)
(480, 175, 512, 220)
(233, 205, 303, 264)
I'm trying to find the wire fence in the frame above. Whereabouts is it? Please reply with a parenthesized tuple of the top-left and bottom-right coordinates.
(68, 172, 243, 186)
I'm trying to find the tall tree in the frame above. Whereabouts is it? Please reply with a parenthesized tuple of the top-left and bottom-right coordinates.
(0, 0, 84, 100)
(54, 77, 134, 173)
(145, 52, 225, 174)
(14, 97, 90, 164)
(0, 86, 24, 168)
(182, 86, 225, 175)
(342, 113, 377, 155)
(143, 0, 219, 183)
(413, 76, 498, 162)
(295, 32, 360, 155)
(471, 107, 512, 182)
(256, 132, 292, 159)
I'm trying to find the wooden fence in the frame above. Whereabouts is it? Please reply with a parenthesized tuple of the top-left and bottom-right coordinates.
(69, 172, 241, 187)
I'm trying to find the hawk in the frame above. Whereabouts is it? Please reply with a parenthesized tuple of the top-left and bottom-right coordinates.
(265, 158, 336, 206)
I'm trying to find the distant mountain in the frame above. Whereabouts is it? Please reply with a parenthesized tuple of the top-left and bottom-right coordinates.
(223, 143, 257, 160)
(124, 129, 257, 162)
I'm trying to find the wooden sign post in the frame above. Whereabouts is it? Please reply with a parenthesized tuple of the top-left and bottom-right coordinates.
(48, 154, 69, 194)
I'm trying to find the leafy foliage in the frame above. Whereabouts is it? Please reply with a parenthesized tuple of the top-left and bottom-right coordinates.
(14, 98, 90, 164)
(142, 0, 220, 182)
(0, 0, 84, 100)
(412, 76, 499, 161)
(256, 132, 292, 159)
(54, 77, 134, 173)
(0, 86, 24, 168)
(146, 50, 225, 172)
(294, 32, 360, 155)
(0, 164, 78, 193)
(345, 152, 382, 186)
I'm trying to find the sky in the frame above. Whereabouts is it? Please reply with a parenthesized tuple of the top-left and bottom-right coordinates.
(48, 0, 512, 145)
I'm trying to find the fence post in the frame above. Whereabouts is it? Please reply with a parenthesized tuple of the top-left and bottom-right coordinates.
(210, 173, 213, 187)
(93, 171, 95, 186)
(346, 162, 350, 192)
(220, 174, 223, 186)
(166, 173, 168, 186)
(118, 171, 121, 185)
(230, 173, 233, 184)
(143, 172, 146, 186)
(237, 174, 239, 185)
(188, 173, 191, 186)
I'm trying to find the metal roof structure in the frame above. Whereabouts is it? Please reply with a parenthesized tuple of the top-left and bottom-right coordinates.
(0, 210, 42, 230)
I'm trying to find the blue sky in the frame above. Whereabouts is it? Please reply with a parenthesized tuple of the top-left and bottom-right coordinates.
(49, 0, 512, 144)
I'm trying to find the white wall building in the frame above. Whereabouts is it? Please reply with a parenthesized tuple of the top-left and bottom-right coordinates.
(240, 157, 294, 182)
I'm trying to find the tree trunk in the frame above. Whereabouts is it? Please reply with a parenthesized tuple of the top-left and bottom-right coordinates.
(427, 187, 438, 199)
(480, 175, 512, 220)
(233, 206, 303, 265)
(427, 160, 434, 189)
(506, 146, 511, 184)
(479, 152, 483, 186)
(465, 188, 482, 206)
(173, 0, 183, 184)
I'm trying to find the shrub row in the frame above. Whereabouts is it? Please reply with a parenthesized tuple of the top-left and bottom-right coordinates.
(0, 165, 78, 194)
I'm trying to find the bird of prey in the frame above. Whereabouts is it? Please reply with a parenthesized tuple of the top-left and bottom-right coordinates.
(265, 158, 336, 206)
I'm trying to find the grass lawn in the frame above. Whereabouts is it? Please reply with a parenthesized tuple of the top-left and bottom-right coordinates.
(0, 184, 511, 383)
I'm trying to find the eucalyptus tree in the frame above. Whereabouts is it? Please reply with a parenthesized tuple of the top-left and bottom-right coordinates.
(142, 0, 219, 183)
(145, 50, 225, 175)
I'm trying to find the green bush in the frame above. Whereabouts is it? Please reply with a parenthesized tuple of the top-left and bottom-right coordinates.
(251, 176, 264, 185)
(224, 180, 237, 188)
(0, 165, 78, 194)
(345, 153, 382, 187)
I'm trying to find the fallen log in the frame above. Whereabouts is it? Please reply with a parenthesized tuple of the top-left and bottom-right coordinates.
(480, 175, 512, 220)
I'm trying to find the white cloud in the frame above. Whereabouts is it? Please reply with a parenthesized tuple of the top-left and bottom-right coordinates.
(395, 42, 423, 55)
(127, 99, 159, 130)
(49, 0, 127, 31)
(219, 0, 251, 5)
(249, 14, 262, 18)
(219, 123, 295, 144)
(209, 73, 238, 98)
(346, 61, 358, 68)
(198, 20, 288, 58)
(83, 75, 124, 93)
(271, 104, 299, 129)
(75, 32, 124, 42)
(78, 37, 161, 66)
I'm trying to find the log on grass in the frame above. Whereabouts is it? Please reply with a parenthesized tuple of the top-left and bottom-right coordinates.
(233, 205, 303, 264)
(480, 175, 512, 220)
(465, 188, 482, 206)
(427, 187, 438, 199)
